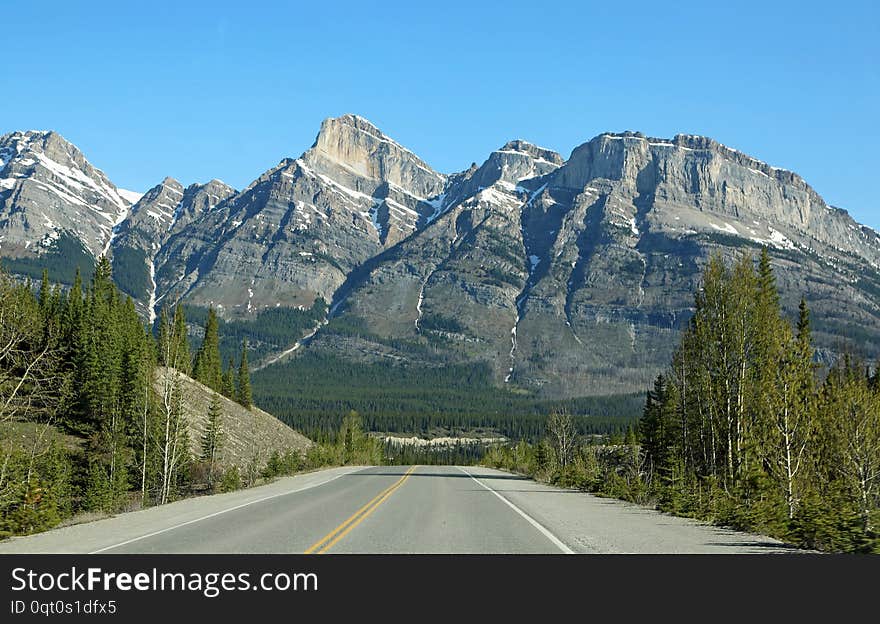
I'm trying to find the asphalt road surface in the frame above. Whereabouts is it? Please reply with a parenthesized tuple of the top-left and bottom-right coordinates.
(0, 465, 799, 554)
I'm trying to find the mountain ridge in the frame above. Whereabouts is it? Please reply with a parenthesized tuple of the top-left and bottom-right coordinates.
(2, 116, 878, 397)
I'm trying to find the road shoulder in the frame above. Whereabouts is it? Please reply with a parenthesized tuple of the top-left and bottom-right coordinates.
(461, 466, 803, 554)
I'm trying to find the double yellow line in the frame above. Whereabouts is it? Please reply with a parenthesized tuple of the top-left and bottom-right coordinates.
(304, 465, 418, 554)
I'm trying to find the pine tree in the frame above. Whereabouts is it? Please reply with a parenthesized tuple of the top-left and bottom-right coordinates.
(532, 440, 550, 477)
(70, 266, 83, 311)
(221, 357, 236, 398)
(193, 307, 222, 391)
(747, 250, 793, 520)
(201, 392, 224, 483)
(639, 374, 677, 480)
(237, 340, 252, 408)
(757, 247, 780, 309)
(83, 462, 112, 512)
(83, 259, 129, 509)
(796, 298, 810, 342)
(92, 256, 114, 301)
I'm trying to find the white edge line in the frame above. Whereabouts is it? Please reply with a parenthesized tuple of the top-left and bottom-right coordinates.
(458, 467, 575, 554)
(89, 470, 351, 553)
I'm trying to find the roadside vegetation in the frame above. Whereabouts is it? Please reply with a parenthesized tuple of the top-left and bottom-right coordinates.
(484, 250, 880, 554)
(0, 258, 321, 538)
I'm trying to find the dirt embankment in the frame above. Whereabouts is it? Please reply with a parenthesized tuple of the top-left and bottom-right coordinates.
(155, 367, 311, 467)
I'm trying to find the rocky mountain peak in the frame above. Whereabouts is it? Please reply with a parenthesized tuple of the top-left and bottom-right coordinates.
(498, 140, 564, 166)
(303, 114, 446, 201)
(1, 130, 52, 155)
(126, 176, 233, 233)
(201, 178, 233, 193)
(557, 130, 826, 209)
(130, 177, 182, 219)
(444, 140, 564, 205)
(319, 113, 385, 141)
(1, 130, 118, 194)
(0, 129, 130, 259)
(177, 179, 235, 223)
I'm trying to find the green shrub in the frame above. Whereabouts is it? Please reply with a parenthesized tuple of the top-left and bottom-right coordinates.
(219, 466, 242, 492)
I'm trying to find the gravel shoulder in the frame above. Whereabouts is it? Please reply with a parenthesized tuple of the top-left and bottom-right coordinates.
(460, 466, 804, 554)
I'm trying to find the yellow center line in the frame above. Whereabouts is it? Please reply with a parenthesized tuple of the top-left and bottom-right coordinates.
(304, 465, 417, 554)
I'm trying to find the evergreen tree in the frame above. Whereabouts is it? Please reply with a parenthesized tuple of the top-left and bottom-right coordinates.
(83, 461, 112, 512)
(237, 340, 252, 408)
(532, 440, 550, 477)
(221, 357, 236, 398)
(201, 392, 224, 483)
(757, 247, 780, 309)
(193, 307, 222, 391)
(639, 374, 678, 480)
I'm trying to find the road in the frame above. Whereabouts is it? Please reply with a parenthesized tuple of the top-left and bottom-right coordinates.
(0, 465, 797, 554)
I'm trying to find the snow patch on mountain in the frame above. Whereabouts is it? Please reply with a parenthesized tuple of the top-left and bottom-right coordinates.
(118, 188, 144, 205)
(710, 222, 739, 236)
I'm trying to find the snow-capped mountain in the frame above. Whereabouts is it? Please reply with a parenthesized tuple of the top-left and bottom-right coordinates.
(0, 130, 132, 259)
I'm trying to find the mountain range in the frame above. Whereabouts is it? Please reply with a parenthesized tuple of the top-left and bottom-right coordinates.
(2, 115, 879, 398)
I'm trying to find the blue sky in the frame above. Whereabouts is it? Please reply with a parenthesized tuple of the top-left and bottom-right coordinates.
(2, 1, 878, 225)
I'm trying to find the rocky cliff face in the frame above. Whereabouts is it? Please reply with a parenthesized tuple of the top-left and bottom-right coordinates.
(1, 119, 878, 398)
(314, 130, 880, 397)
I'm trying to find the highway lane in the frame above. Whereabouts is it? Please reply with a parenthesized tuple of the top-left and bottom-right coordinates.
(0, 465, 797, 554)
(315, 465, 565, 553)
